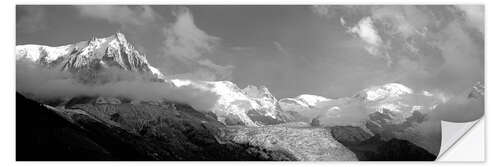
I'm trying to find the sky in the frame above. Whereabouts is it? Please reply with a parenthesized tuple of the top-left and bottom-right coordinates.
(16, 5, 484, 99)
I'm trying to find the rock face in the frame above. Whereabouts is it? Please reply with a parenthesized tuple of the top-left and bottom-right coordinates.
(224, 124, 358, 161)
(16, 32, 165, 82)
(328, 126, 373, 145)
(16, 93, 295, 160)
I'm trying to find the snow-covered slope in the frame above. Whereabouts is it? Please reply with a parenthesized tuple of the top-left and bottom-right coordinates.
(353, 83, 440, 117)
(468, 81, 484, 100)
(276, 83, 468, 155)
(16, 32, 164, 80)
(16, 44, 73, 63)
(354, 83, 414, 102)
(171, 79, 284, 126)
(278, 94, 332, 113)
(299, 83, 444, 126)
(241, 85, 279, 116)
(277, 83, 431, 127)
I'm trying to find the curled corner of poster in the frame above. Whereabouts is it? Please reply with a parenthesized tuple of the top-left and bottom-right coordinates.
(437, 118, 484, 161)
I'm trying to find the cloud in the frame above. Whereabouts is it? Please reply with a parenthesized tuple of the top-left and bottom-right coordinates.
(167, 59, 234, 82)
(161, 7, 232, 81)
(312, 6, 483, 90)
(432, 93, 484, 122)
(347, 17, 384, 55)
(273, 41, 291, 57)
(197, 59, 234, 80)
(76, 5, 158, 27)
(348, 17, 381, 45)
(169, 69, 219, 81)
(344, 17, 393, 66)
(372, 6, 429, 36)
(16, 60, 220, 112)
(162, 7, 219, 61)
(75, 5, 232, 81)
(456, 5, 484, 33)
(16, 6, 47, 33)
(310, 5, 484, 125)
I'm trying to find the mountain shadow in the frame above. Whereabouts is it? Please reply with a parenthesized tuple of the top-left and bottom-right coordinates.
(16, 93, 296, 161)
(329, 126, 437, 161)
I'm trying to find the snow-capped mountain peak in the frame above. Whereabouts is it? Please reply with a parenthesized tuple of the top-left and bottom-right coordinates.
(242, 85, 275, 100)
(278, 94, 332, 113)
(16, 44, 73, 63)
(355, 83, 413, 101)
(171, 79, 282, 126)
(296, 94, 331, 106)
(115, 32, 128, 44)
(468, 81, 484, 99)
(16, 32, 165, 80)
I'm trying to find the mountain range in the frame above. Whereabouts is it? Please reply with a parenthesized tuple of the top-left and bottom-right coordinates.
(16, 32, 483, 160)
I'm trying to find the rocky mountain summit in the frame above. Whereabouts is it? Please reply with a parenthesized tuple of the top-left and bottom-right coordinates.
(16, 32, 164, 82)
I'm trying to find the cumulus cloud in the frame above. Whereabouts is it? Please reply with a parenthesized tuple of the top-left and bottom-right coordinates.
(347, 17, 382, 46)
(346, 17, 389, 61)
(76, 5, 158, 27)
(312, 5, 483, 91)
(163, 7, 219, 61)
(161, 7, 232, 81)
(338, 7, 428, 67)
(16, 6, 47, 33)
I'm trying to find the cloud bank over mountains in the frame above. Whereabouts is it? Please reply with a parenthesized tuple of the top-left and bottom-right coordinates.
(17, 5, 483, 99)
(16, 60, 221, 112)
(311, 5, 484, 94)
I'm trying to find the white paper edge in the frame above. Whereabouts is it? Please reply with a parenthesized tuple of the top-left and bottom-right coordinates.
(437, 118, 482, 160)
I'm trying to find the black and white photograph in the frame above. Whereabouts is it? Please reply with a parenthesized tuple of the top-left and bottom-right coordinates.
(14, 4, 485, 161)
